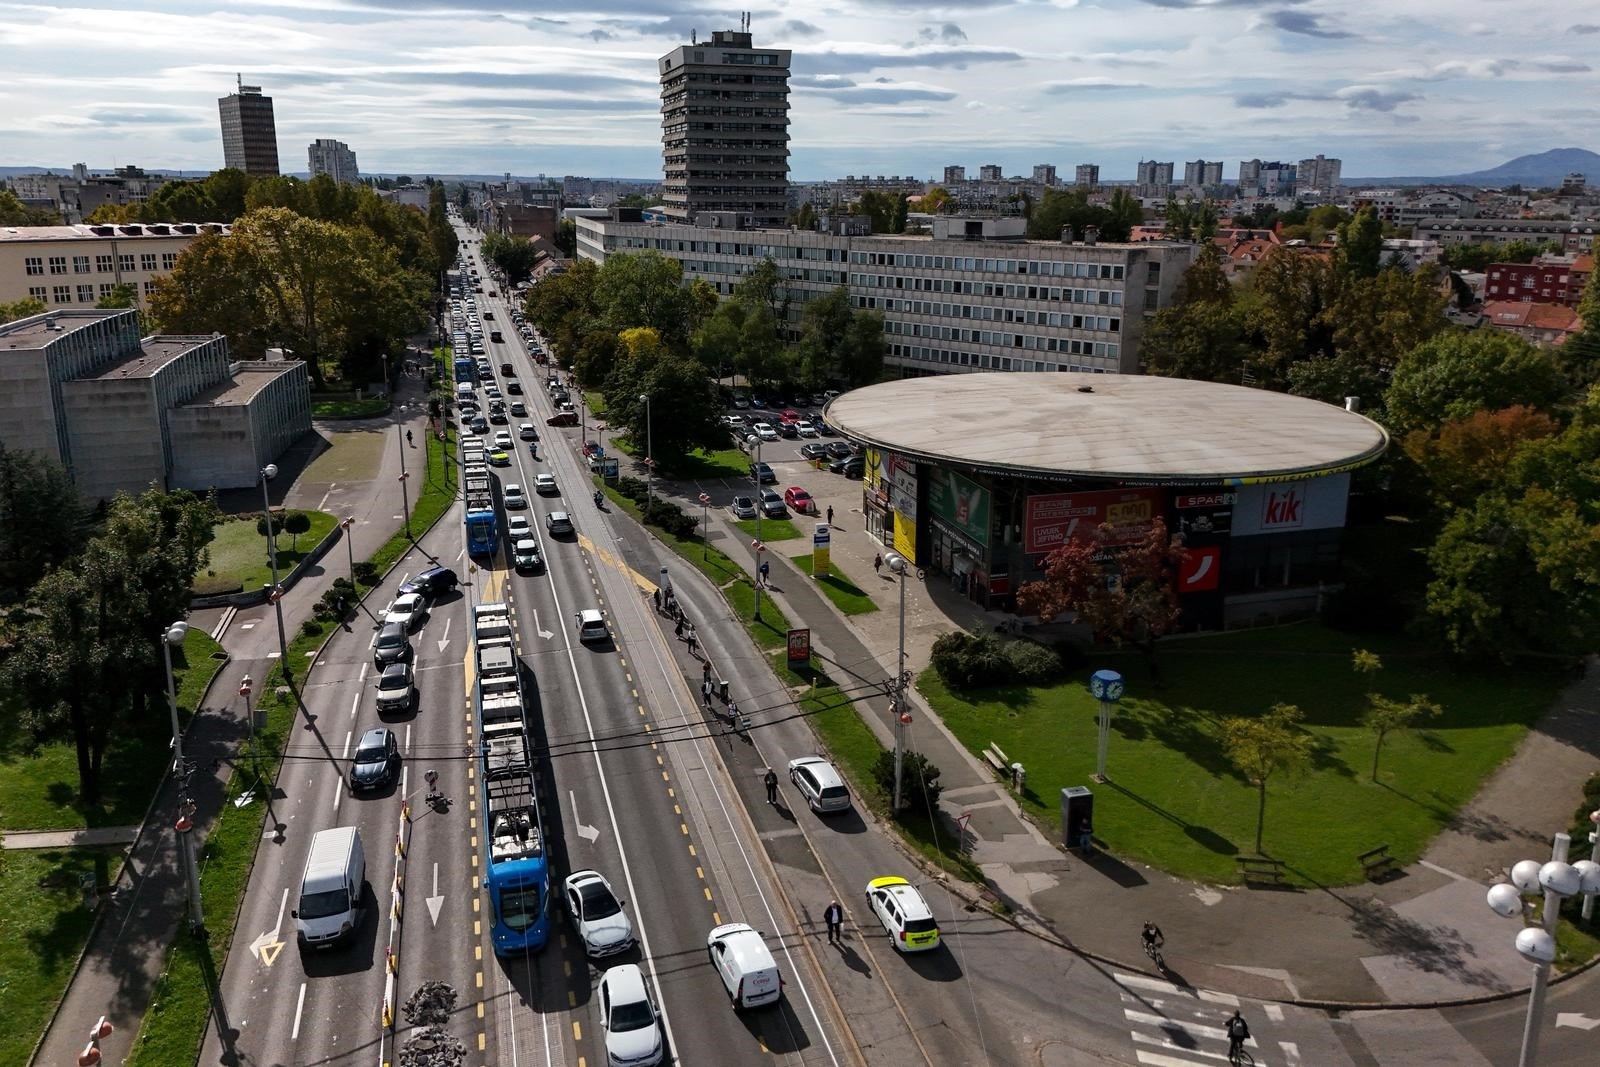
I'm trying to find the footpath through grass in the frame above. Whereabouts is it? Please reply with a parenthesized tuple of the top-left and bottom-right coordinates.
(789, 554, 877, 615)
(192, 511, 339, 597)
(127, 422, 458, 1067)
(922, 623, 1564, 886)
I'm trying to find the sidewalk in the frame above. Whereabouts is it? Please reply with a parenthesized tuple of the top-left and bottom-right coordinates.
(701, 478, 1600, 1008)
(30, 377, 437, 1067)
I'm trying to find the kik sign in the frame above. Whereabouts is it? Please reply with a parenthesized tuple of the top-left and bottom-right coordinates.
(1259, 486, 1306, 529)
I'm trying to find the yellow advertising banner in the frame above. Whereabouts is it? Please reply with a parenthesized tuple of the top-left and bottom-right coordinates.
(813, 545, 830, 573)
(892, 511, 917, 565)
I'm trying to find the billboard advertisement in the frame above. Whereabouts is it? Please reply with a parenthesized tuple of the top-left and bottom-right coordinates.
(812, 523, 831, 575)
(864, 448, 885, 494)
(1024, 488, 1163, 554)
(926, 468, 989, 549)
(1230, 473, 1350, 537)
(893, 511, 917, 564)
(787, 628, 811, 666)
(1173, 490, 1234, 537)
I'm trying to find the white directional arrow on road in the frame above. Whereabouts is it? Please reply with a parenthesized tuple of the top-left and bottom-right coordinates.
(570, 789, 600, 843)
(435, 617, 451, 654)
(1557, 1013, 1600, 1030)
(425, 863, 445, 926)
(533, 608, 555, 640)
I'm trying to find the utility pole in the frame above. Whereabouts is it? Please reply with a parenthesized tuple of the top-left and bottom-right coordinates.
(884, 552, 911, 812)
(257, 465, 291, 679)
(162, 622, 205, 932)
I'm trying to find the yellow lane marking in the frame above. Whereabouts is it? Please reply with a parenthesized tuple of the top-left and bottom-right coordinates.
(476, 971, 484, 989)
(696, 867, 704, 879)
(704, 887, 713, 901)
(674, 805, 681, 815)
(668, 787, 675, 798)
(478, 1034, 486, 1052)
(474, 945, 482, 960)
(712, 910, 720, 924)
(688, 844, 696, 856)
(576, 532, 655, 590)
(477, 1003, 484, 1019)
(568, 990, 577, 1008)
(680, 823, 688, 835)
(572, 1021, 582, 1041)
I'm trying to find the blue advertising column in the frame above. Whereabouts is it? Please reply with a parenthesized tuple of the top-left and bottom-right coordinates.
(1088, 669, 1125, 782)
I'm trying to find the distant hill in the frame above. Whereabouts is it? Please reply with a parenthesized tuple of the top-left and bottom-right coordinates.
(1347, 147, 1600, 188)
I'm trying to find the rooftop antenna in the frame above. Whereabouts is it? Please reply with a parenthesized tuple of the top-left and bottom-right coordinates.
(691, 29, 696, 44)
(236, 72, 242, 92)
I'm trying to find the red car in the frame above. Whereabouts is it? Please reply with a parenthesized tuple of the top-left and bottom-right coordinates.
(784, 486, 815, 514)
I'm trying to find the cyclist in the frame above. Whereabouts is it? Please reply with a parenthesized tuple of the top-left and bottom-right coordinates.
(1225, 1010, 1250, 1064)
(1141, 921, 1164, 958)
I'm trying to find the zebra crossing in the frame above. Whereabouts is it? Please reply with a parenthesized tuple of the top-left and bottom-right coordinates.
(1113, 972, 1302, 1067)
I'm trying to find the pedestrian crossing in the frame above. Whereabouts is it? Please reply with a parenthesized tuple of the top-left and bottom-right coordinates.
(1114, 972, 1294, 1067)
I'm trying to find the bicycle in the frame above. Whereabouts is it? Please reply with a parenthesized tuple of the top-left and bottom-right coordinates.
(1227, 1043, 1253, 1066)
(1142, 936, 1165, 971)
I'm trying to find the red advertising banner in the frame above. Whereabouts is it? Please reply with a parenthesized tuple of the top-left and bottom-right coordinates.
(786, 628, 811, 666)
(1024, 488, 1165, 554)
(1178, 545, 1222, 593)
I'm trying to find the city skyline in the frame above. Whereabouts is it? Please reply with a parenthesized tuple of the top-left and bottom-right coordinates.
(0, 0, 1595, 180)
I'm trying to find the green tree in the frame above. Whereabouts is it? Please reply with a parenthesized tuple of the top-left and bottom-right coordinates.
(1386, 331, 1569, 435)
(853, 190, 897, 233)
(871, 749, 944, 812)
(1102, 188, 1144, 242)
(1334, 205, 1383, 280)
(137, 179, 218, 223)
(482, 231, 540, 284)
(0, 188, 60, 225)
(149, 230, 277, 359)
(1402, 406, 1562, 512)
(1221, 703, 1315, 854)
(0, 444, 89, 603)
(594, 251, 698, 351)
(426, 185, 458, 280)
(1567, 262, 1600, 388)
(603, 334, 724, 465)
(794, 287, 885, 388)
(1244, 247, 1338, 382)
(890, 194, 909, 234)
(1178, 243, 1232, 306)
(554, 217, 577, 258)
(0, 297, 46, 324)
(95, 282, 140, 309)
(1140, 300, 1253, 382)
(1162, 200, 1194, 241)
(1353, 649, 1442, 782)
(920, 186, 952, 214)
(203, 168, 254, 221)
(283, 511, 312, 551)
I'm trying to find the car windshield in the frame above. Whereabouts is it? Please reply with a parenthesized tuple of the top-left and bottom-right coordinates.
(497, 886, 540, 931)
(378, 672, 406, 691)
(609, 998, 654, 1032)
(299, 888, 349, 920)
(578, 881, 621, 919)
(355, 737, 388, 761)
(376, 629, 406, 648)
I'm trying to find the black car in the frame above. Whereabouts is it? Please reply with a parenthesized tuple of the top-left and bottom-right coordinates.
(507, 381, 523, 395)
(829, 455, 865, 478)
(372, 621, 414, 667)
(349, 727, 400, 791)
(400, 566, 459, 601)
(824, 441, 854, 459)
(750, 462, 776, 485)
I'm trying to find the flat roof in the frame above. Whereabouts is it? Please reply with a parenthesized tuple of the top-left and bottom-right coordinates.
(184, 362, 300, 407)
(823, 373, 1389, 486)
(0, 223, 231, 243)
(80, 337, 208, 380)
(0, 309, 128, 349)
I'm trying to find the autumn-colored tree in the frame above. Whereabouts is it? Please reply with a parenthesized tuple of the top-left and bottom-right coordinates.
(1221, 703, 1315, 854)
(1402, 406, 1561, 512)
(920, 186, 953, 214)
(1015, 517, 1187, 661)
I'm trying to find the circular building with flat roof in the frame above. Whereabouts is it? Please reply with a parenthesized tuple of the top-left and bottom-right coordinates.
(822, 372, 1388, 629)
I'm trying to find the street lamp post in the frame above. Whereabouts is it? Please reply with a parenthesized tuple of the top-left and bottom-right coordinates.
(1486, 832, 1600, 1067)
(638, 394, 653, 503)
(238, 674, 259, 781)
(396, 423, 412, 537)
(258, 465, 291, 678)
(161, 621, 204, 932)
(884, 552, 912, 813)
(699, 492, 711, 560)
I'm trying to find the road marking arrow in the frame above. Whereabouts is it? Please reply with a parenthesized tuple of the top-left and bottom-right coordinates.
(570, 789, 599, 843)
(249, 929, 284, 966)
(436, 616, 451, 653)
(533, 608, 555, 640)
(426, 862, 445, 926)
(1557, 1013, 1600, 1030)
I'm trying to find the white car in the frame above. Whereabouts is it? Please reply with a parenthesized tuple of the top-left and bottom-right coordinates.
(518, 422, 538, 440)
(506, 515, 532, 540)
(564, 870, 635, 957)
(753, 422, 779, 442)
(494, 430, 513, 449)
(382, 592, 425, 631)
(535, 473, 558, 495)
(596, 964, 663, 1067)
(485, 385, 503, 399)
(787, 756, 852, 814)
(546, 511, 573, 536)
(866, 876, 941, 952)
(502, 484, 527, 509)
(795, 419, 818, 438)
(576, 609, 609, 644)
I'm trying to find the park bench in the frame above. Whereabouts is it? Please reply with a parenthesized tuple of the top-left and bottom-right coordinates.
(1359, 844, 1398, 881)
(1237, 856, 1286, 885)
(982, 742, 1010, 777)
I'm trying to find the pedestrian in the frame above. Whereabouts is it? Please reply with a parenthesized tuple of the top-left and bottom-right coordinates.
(873, 552, 883, 575)
(687, 625, 698, 656)
(826, 505, 834, 525)
(763, 767, 778, 804)
(406, 429, 414, 447)
(702, 661, 712, 684)
(759, 560, 770, 588)
(727, 698, 739, 722)
(702, 680, 712, 708)
(653, 587, 661, 613)
(675, 616, 684, 639)
(824, 900, 844, 944)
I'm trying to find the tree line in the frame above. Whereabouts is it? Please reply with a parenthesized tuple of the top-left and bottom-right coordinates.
(524, 251, 885, 467)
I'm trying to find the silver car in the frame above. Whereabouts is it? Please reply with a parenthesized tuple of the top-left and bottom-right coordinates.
(787, 756, 851, 814)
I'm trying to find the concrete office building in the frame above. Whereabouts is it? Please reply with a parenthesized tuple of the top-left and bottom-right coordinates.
(0, 308, 310, 500)
(1415, 218, 1598, 252)
(1238, 160, 1297, 197)
(308, 138, 360, 184)
(218, 79, 280, 177)
(1075, 164, 1099, 188)
(658, 25, 790, 227)
(9, 165, 171, 225)
(575, 212, 1193, 376)
(0, 222, 232, 308)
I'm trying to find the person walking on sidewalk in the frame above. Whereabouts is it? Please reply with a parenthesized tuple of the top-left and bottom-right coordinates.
(675, 616, 685, 639)
(825, 505, 834, 525)
(873, 552, 883, 575)
(702, 680, 713, 709)
(687, 624, 698, 656)
(702, 661, 712, 685)
(763, 767, 778, 804)
(824, 900, 844, 944)
(653, 587, 661, 613)
(758, 560, 770, 588)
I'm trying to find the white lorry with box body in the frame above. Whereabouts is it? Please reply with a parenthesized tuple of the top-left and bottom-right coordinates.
(294, 826, 366, 949)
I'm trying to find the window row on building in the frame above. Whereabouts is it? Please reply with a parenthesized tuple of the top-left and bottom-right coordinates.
(851, 249, 1129, 280)
(28, 281, 159, 305)
(25, 252, 178, 276)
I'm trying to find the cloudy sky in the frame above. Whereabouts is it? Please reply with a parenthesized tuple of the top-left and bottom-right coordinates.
(0, 0, 1594, 181)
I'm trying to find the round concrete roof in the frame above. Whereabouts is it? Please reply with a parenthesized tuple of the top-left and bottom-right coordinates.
(824, 372, 1388, 485)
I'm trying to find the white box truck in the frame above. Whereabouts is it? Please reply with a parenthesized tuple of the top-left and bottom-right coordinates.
(293, 826, 366, 949)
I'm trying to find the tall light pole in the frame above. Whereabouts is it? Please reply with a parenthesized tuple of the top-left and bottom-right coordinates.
(341, 516, 356, 585)
(162, 621, 204, 932)
(258, 465, 291, 678)
(396, 422, 412, 537)
(884, 552, 912, 813)
(238, 673, 259, 782)
(749, 432, 766, 620)
(699, 492, 711, 560)
(638, 393, 653, 503)
(1486, 833, 1600, 1067)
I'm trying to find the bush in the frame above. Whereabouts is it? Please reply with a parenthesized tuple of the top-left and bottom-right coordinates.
(256, 512, 284, 538)
(931, 630, 1063, 689)
(314, 578, 357, 621)
(871, 749, 944, 811)
(1006, 637, 1065, 685)
(301, 618, 325, 637)
(643, 498, 697, 539)
(353, 561, 379, 586)
(615, 476, 650, 506)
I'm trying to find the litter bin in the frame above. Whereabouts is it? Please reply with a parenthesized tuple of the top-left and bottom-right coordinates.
(719, 679, 730, 703)
(1061, 786, 1094, 852)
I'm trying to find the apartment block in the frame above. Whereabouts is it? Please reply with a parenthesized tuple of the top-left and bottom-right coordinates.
(307, 138, 360, 184)
(0, 308, 310, 500)
(0, 222, 232, 308)
(1136, 160, 1174, 192)
(218, 80, 280, 177)
(1483, 253, 1593, 307)
(1182, 160, 1223, 189)
(1416, 218, 1598, 252)
(574, 214, 1193, 376)
(10, 165, 171, 225)
(979, 164, 1004, 182)
(1032, 164, 1058, 186)
(658, 28, 791, 226)
(943, 165, 967, 185)
(1074, 164, 1099, 188)
(1297, 154, 1341, 196)
(1238, 159, 1297, 197)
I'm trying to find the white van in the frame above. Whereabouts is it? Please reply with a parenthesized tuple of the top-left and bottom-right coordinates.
(706, 922, 782, 1010)
(456, 382, 474, 402)
(293, 826, 366, 949)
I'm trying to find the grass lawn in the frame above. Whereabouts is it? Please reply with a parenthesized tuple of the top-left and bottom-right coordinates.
(598, 480, 744, 588)
(789, 554, 878, 615)
(921, 623, 1565, 886)
(191, 510, 339, 596)
(0, 627, 226, 832)
(0, 847, 119, 1066)
(669, 447, 752, 483)
(311, 396, 389, 419)
(584, 390, 607, 417)
(733, 517, 801, 542)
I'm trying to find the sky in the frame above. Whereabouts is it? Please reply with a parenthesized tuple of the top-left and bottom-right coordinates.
(0, 0, 1595, 181)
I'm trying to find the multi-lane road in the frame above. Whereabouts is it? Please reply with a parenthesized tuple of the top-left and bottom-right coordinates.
(195, 227, 1600, 1067)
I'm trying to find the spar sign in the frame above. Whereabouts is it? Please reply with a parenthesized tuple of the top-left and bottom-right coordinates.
(1024, 488, 1164, 554)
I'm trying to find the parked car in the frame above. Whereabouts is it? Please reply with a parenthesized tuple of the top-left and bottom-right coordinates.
(759, 489, 787, 518)
(825, 441, 855, 459)
(865, 876, 941, 952)
(731, 495, 757, 520)
(829, 455, 865, 479)
(799, 443, 829, 461)
(750, 461, 776, 485)
(564, 869, 635, 958)
(787, 756, 851, 813)
(348, 727, 401, 791)
(795, 420, 818, 438)
(752, 422, 778, 442)
(783, 486, 815, 514)
(776, 420, 799, 439)
(373, 662, 415, 714)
